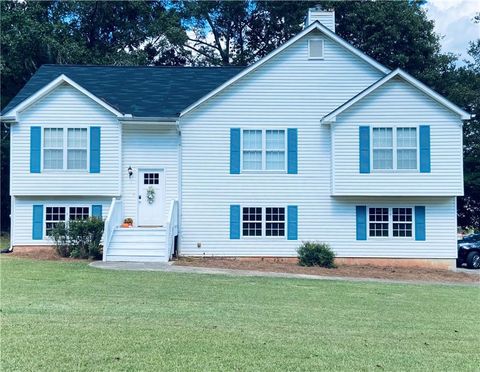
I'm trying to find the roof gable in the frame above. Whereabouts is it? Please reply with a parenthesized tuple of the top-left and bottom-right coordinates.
(2, 74, 124, 120)
(180, 21, 390, 117)
(321, 69, 470, 123)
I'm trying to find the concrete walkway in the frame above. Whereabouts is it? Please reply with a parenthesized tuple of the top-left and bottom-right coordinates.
(90, 261, 479, 286)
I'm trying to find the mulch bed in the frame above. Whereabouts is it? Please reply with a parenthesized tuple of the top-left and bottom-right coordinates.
(5, 247, 85, 262)
(175, 257, 480, 284)
(4, 248, 479, 284)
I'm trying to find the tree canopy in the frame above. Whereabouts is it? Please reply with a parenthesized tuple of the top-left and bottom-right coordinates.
(1, 0, 479, 231)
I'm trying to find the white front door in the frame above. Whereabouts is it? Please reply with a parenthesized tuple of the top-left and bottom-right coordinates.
(138, 169, 165, 226)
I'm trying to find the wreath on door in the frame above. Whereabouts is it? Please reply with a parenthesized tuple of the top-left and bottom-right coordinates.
(146, 186, 156, 204)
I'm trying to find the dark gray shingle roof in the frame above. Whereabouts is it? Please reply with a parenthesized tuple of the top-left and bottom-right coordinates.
(2, 64, 245, 117)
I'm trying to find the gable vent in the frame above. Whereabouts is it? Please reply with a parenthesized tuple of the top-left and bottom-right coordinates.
(308, 39, 324, 59)
(306, 7, 335, 32)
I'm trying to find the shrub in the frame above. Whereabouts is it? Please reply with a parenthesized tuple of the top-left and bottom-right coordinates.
(50, 222, 69, 257)
(50, 217, 104, 259)
(297, 241, 336, 268)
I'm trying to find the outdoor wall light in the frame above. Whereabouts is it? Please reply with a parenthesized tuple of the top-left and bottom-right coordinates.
(128, 166, 133, 178)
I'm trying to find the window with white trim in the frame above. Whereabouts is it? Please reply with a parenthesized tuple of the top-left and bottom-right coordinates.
(44, 128, 64, 170)
(45, 207, 66, 235)
(69, 207, 90, 221)
(67, 128, 88, 170)
(43, 127, 88, 170)
(368, 207, 413, 238)
(45, 206, 90, 235)
(265, 207, 285, 237)
(242, 129, 286, 171)
(242, 207, 262, 236)
(372, 128, 393, 170)
(372, 127, 418, 171)
(392, 208, 413, 237)
(368, 208, 389, 237)
(242, 207, 285, 237)
(396, 128, 417, 170)
(308, 39, 324, 59)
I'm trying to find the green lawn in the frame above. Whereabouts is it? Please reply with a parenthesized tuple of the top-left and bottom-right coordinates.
(1, 258, 479, 371)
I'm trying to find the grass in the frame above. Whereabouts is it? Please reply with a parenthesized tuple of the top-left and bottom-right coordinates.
(0, 233, 9, 250)
(1, 258, 479, 371)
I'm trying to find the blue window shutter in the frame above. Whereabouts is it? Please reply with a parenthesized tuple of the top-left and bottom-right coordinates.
(359, 126, 370, 174)
(92, 205, 102, 219)
(287, 205, 298, 240)
(230, 205, 240, 239)
(230, 128, 241, 174)
(419, 125, 431, 173)
(90, 127, 101, 173)
(287, 129, 298, 174)
(30, 127, 41, 173)
(356, 206, 367, 240)
(32, 205, 43, 240)
(415, 206, 426, 241)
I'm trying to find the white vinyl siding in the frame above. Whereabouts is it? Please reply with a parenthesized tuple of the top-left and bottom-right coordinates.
(121, 125, 179, 227)
(12, 197, 110, 245)
(180, 30, 457, 258)
(333, 78, 463, 196)
(11, 83, 121, 196)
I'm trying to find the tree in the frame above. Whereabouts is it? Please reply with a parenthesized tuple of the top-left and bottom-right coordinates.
(177, 1, 310, 65)
(1, 0, 187, 108)
(0, 0, 187, 232)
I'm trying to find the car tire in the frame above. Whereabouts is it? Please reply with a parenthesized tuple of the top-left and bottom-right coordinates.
(466, 251, 480, 269)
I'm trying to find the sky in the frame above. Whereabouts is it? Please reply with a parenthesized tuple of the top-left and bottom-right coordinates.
(423, 0, 479, 62)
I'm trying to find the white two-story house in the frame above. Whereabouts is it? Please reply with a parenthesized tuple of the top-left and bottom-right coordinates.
(2, 10, 469, 268)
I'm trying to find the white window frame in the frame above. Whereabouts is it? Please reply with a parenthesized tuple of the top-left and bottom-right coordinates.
(45, 205, 91, 236)
(42, 126, 90, 172)
(241, 206, 286, 239)
(308, 39, 325, 60)
(367, 206, 415, 239)
(371, 126, 419, 172)
(240, 129, 287, 173)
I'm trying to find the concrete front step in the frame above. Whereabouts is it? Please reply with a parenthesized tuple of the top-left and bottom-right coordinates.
(108, 248, 166, 256)
(106, 255, 169, 262)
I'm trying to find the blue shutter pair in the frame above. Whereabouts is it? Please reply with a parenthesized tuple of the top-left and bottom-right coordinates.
(230, 128, 298, 174)
(359, 125, 430, 173)
(230, 205, 298, 240)
(30, 127, 101, 173)
(355, 206, 426, 241)
(32, 204, 103, 240)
